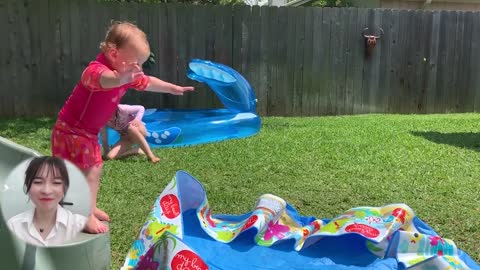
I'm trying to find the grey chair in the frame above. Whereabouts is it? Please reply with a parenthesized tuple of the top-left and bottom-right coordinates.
(0, 137, 111, 270)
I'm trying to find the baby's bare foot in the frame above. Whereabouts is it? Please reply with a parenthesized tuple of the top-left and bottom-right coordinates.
(84, 215, 109, 234)
(94, 207, 110, 222)
(149, 156, 161, 163)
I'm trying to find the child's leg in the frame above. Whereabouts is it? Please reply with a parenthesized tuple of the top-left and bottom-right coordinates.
(118, 146, 144, 157)
(100, 127, 110, 156)
(137, 123, 147, 136)
(126, 125, 160, 163)
(51, 120, 109, 234)
(105, 137, 134, 160)
(105, 134, 147, 159)
(82, 164, 110, 234)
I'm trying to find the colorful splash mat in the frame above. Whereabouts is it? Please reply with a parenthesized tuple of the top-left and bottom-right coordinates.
(122, 171, 479, 270)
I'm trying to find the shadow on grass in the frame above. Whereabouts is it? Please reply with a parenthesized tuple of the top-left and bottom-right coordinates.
(411, 131, 480, 151)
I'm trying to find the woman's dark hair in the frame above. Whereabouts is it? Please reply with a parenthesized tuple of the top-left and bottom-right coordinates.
(24, 156, 70, 205)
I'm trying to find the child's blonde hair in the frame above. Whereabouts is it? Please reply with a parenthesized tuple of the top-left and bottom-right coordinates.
(100, 21, 149, 52)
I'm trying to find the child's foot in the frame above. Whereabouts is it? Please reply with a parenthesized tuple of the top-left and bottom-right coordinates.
(148, 155, 161, 163)
(94, 208, 110, 222)
(84, 215, 109, 234)
(137, 148, 145, 155)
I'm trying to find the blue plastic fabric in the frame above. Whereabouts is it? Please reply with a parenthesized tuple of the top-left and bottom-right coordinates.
(187, 59, 257, 113)
(102, 59, 261, 148)
(181, 210, 399, 270)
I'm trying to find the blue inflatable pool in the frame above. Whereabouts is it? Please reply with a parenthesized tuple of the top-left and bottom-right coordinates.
(102, 59, 261, 148)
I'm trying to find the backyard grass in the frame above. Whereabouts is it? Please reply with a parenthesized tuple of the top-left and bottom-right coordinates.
(1, 114, 479, 269)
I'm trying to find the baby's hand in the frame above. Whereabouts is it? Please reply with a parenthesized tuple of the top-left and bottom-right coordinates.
(170, 85, 195, 96)
(114, 62, 144, 85)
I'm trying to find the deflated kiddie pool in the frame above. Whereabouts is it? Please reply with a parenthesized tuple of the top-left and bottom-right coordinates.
(102, 59, 261, 148)
(121, 171, 480, 270)
(0, 137, 110, 270)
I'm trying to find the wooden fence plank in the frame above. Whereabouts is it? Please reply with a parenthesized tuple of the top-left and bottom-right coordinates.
(68, 0, 82, 94)
(37, 0, 53, 115)
(249, 6, 263, 114)
(0, 0, 11, 115)
(301, 7, 314, 116)
(58, 0, 73, 111)
(232, 5, 243, 74)
(49, 0, 64, 115)
(292, 7, 305, 116)
(269, 7, 288, 115)
(378, 8, 393, 114)
(436, 11, 456, 113)
(14, 0, 33, 116)
(266, 7, 280, 115)
(449, 11, 463, 113)
(363, 8, 382, 113)
(433, 11, 447, 113)
(172, 4, 186, 108)
(471, 13, 480, 111)
(156, 4, 171, 108)
(324, 8, 336, 115)
(211, 6, 232, 108)
(213, 5, 232, 66)
(405, 10, 422, 113)
(415, 10, 432, 114)
(457, 12, 474, 113)
(425, 11, 440, 113)
(192, 5, 211, 108)
(329, 7, 340, 114)
(145, 2, 162, 109)
(204, 5, 217, 108)
(343, 7, 357, 115)
(393, 9, 410, 113)
(4, 0, 20, 116)
(453, 11, 470, 112)
(284, 7, 297, 116)
(446, 11, 459, 113)
(333, 8, 348, 115)
(240, 6, 251, 83)
(353, 8, 368, 114)
(318, 7, 332, 115)
(310, 8, 323, 116)
(258, 6, 271, 116)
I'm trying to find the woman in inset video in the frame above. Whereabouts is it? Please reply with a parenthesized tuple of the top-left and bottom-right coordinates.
(7, 156, 88, 246)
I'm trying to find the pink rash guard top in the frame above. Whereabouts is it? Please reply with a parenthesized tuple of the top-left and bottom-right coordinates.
(57, 53, 150, 135)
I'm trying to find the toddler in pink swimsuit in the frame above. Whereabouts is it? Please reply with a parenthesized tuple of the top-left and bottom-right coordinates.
(103, 104, 160, 163)
(51, 21, 194, 234)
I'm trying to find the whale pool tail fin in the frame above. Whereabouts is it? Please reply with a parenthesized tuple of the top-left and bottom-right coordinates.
(187, 59, 257, 113)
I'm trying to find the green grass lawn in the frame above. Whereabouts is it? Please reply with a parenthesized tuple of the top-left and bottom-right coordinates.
(1, 114, 479, 268)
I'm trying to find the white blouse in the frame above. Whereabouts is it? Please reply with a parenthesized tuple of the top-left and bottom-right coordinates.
(7, 205, 87, 247)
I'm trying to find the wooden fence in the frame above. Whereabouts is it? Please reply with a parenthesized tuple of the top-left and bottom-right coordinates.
(1, 0, 480, 117)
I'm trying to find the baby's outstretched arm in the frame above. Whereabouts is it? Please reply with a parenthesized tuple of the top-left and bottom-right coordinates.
(145, 76, 194, 95)
(99, 64, 145, 89)
(82, 62, 144, 90)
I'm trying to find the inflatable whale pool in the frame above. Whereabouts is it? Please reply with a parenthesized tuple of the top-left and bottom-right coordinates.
(102, 59, 261, 148)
